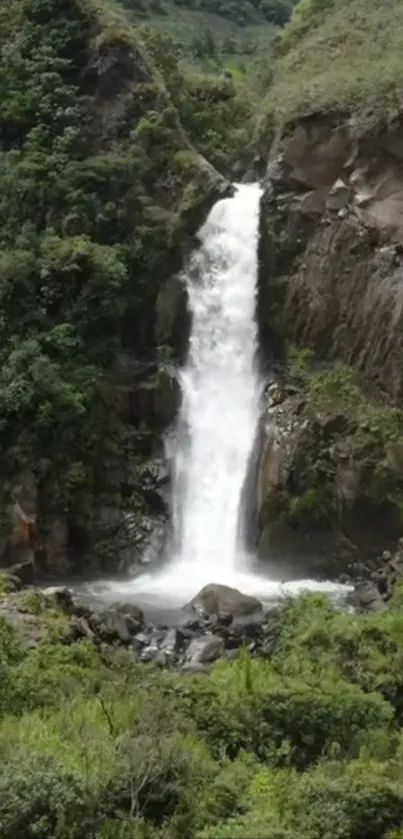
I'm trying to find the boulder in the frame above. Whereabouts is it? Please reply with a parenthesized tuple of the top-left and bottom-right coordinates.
(133, 631, 150, 651)
(160, 627, 184, 653)
(140, 644, 159, 662)
(348, 581, 386, 612)
(184, 634, 224, 664)
(187, 584, 263, 619)
(8, 559, 35, 588)
(42, 586, 75, 612)
(98, 604, 144, 644)
(109, 601, 145, 626)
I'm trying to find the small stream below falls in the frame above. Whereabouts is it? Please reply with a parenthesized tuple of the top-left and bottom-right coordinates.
(76, 183, 353, 619)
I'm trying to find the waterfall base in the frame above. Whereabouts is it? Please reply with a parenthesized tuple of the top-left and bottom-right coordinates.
(78, 556, 353, 623)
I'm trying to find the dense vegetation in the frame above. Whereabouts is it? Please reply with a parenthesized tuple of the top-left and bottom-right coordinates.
(3, 588, 403, 837)
(0, 0, 249, 547)
(277, 356, 403, 535)
(120, 0, 298, 70)
(258, 0, 403, 141)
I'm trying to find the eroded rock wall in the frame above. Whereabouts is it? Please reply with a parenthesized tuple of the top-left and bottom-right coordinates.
(257, 114, 403, 571)
(263, 114, 403, 399)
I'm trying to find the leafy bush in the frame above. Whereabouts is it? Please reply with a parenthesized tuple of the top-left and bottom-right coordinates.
(3, 594, 403, 836)
(0, 753, 95, 839)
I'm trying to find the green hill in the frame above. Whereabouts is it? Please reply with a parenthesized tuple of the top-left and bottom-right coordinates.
(258, 0, 403, 141)
(120, 0, 298, 70)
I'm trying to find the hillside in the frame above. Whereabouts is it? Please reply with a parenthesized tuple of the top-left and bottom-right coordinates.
(0, 0, 234, 577)
(121, 0, 296, 70)
(258, 0, 403, 140)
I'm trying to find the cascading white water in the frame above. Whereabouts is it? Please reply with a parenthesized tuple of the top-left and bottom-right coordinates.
(83, 183, 352, 612)
(169, 182, 263, 578)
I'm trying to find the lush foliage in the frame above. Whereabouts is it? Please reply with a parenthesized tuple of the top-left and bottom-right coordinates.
(0, 0, 224, 536)
(140, 27, 257, 173)
(277, 356, 403, 535)
(121, 0, 297, 69)
(3, 591, 403, 836)
(258, 0, 403, 140)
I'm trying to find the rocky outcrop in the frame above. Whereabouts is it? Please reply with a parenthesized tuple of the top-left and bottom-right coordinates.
(83, 355, 181, 576)
(348, 541, 403, 612)
(256, 376, 403, 574)
(155, 275, 191, 362)
(262, 115, 403, 401)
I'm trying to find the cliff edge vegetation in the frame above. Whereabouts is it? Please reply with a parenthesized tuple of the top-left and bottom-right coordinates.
(258, 0, 403, 141)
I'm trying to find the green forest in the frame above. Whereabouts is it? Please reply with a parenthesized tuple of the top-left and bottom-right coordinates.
(2, 0, 403, 836)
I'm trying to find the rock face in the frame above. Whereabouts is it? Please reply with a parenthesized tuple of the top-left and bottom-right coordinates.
(155, 276, 191, 362)
(256, 376, 403, 573)
(255, 113, 403, 576)
(348, 542, 403, 612)
(262, 115, 403, 401)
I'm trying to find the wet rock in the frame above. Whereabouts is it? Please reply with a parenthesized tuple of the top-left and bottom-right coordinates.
(133, 631, 150, 648)
(8, 559, 35, 588)
(68, 616, 98, 643)
(160, 627, 184, 653)
(181, 616, 206, 633)
(187, 583, 263, 619)
(140, 644, 159, 662)
(184, 634, 224, 664)
(98, 610, 135, 644)
(348, 581, 386, 612)
(109, 601, 145, 627)
(230, 611, 266, 637)
(326, 178, 351, 212)
(42, 586, 75, 612)
(42, 517, 70, 575)
(128, 366, 181, 430)
(155, 275, 190, 361)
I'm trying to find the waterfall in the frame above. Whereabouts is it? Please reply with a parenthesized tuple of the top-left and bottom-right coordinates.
(83, 183, 352, 613)
(169, 182, 263, 579)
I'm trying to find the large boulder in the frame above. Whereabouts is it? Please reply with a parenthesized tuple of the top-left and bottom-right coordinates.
(187, 583, 263, 619)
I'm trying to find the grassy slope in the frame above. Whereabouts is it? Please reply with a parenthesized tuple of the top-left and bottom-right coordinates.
(260, 0, 403, 138)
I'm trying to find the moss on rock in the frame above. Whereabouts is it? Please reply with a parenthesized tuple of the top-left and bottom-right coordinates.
(258, 359, 403, 570)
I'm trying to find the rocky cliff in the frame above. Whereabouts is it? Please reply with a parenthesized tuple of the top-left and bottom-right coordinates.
(255, 0, 403, 574)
